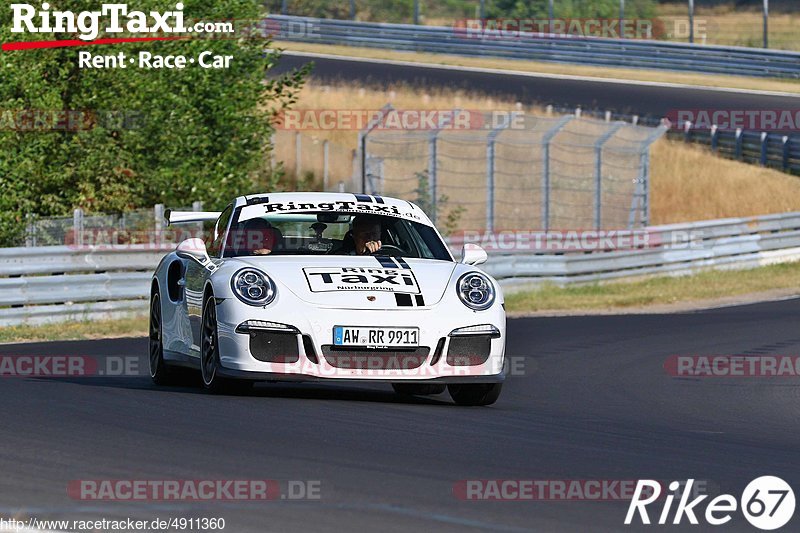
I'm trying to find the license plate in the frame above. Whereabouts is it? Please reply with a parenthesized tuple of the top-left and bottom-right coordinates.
(333, 326, 419, 348)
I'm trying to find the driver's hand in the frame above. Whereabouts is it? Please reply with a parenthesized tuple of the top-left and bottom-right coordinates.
(365, 240, 381, 254)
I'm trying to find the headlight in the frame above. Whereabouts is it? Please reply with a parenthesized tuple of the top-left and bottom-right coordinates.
(231, 268, 276, 306)
(456, 272, 495, 311)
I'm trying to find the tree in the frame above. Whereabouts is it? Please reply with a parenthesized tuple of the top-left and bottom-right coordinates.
(0, 0, 309, 246)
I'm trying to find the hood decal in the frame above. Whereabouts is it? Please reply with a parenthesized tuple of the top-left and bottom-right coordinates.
(304, 266, 421, 294)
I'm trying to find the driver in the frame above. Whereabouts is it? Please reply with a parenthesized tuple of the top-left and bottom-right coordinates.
(348, 215, 382, 255)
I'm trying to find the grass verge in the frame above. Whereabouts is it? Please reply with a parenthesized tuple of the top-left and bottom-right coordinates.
(276, 41, 800, 95)
(505, 262, 800, 314)
(0, 315, 147, 345)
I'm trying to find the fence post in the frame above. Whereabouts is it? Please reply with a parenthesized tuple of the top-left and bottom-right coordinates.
(270, 132, 276, 171)
(25, 213, 34, 247)
(295, 132, 302, 178)
(735, 128, 743, 160)
(683, 120, 692, 142)
(486, 121, 509, 233)
(323, 140, 330, 191)
(359, 103, 393, 193)
(710, 125, 719, 152)
(782, 136, 790, 171)
(540, 115, 573, 231)
(73, 208, 84, 247)
(428, 133, 438, 221)
(760, 132, 769, 166)
(594, 123, 624, 230)
(426, 109, 460, 224)
(154, 204, 164, 246)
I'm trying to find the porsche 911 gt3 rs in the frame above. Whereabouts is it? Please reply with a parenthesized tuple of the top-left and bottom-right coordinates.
(149, 193, 505, 405)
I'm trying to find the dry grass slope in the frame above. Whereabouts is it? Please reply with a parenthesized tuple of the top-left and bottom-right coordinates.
(277, 82, 800, 225)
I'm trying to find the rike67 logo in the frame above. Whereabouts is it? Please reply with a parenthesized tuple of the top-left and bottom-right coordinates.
(626, 477, 795, 530)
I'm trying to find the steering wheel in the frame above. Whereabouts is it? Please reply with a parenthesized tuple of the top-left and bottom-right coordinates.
(372, 244, 407, 257)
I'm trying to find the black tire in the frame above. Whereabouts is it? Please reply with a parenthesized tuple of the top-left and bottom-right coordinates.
(149, 292, 176, 385)
(200, 294, 252, 394)
(447, 383, 503, 406)
(392, 383, 446, 396)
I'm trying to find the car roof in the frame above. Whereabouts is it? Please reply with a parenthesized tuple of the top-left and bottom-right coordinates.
(235, 192, 434, 226)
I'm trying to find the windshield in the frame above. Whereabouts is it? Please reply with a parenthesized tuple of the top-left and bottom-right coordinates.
(222, 210, 452, 261)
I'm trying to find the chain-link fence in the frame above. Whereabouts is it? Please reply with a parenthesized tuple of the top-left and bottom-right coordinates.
(362, 110, 667, 231)
(272, 130, 359, 191)
(23, 204, 201, 247)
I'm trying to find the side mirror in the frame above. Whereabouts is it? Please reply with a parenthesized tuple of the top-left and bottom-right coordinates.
(460, 243, 488, 266)
(176, 238, 213, 268)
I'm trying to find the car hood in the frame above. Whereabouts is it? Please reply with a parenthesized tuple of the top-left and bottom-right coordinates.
(233, 255, 457, 310)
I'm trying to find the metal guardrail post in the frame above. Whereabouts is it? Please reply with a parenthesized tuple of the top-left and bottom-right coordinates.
(486, 120, 510, 233)
(683, 121, 692, 143)
(426, 109, 460, 224)
(540, 116, 573, 231)
(594, 123, 624, 230)
(359, 104, 393, 194)
(641, 123, 670, 227)
(760, 132, 769, 166)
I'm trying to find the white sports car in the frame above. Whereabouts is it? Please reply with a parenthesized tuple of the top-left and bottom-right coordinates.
(149, 192, 505, 405)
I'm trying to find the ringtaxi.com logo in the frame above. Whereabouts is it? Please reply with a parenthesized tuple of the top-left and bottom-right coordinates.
(625, 477, 795, 530)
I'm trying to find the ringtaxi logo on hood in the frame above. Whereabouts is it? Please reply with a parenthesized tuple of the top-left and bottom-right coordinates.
(11, 3, 189, 41)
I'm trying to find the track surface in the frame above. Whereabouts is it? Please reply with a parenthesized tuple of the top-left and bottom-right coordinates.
(273, 53, 800, 118)
(1, 299, 799, 531)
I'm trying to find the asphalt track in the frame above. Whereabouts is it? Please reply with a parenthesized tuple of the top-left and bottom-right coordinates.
(272, 53, 800, 119)
(1, 298, 799, 531)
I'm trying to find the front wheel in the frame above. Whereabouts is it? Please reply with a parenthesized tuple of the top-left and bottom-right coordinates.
(200, 295, 252, 394)
(447, 383, 503, 406)
(149, 292, 175, 385)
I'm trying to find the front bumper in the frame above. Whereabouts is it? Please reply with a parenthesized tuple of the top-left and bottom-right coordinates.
(214, 299, 506, 382)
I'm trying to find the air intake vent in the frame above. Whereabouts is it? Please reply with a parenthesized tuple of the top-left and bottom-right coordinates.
(446, 335, 492, 366)
(249, 331, 299, 363)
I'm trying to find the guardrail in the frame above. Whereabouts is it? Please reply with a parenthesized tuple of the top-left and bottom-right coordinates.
(3, 212, 800, 326)
(267, 15, 800, 79)
(0, 245, 171, 327)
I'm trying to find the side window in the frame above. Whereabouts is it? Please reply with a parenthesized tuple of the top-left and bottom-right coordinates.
(207, 205, 233, 258)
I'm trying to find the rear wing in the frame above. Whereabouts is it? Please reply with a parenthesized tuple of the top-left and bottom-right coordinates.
(164, 209, 221, 226)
